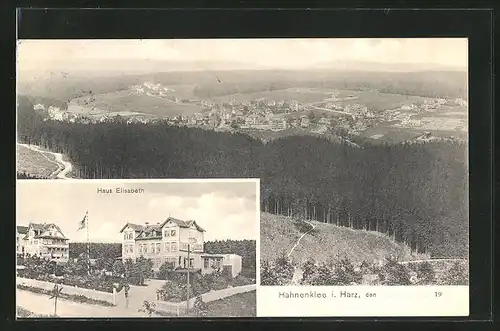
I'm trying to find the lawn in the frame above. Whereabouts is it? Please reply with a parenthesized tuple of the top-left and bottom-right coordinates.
(203, 290, 256, 317)
(16, 145, 58, 178)
(16, 306, 53, 318)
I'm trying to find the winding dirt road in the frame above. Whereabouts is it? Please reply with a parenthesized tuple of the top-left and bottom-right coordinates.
(18, 143, 73, 179)
(287, 220, 316, 285)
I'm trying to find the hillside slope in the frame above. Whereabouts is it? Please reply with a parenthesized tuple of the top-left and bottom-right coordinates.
(260, 212, 419, 266)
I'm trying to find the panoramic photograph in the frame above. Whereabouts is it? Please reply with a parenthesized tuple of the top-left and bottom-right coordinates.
(16, 38, 468, 290)
(16, 179, 258, 318)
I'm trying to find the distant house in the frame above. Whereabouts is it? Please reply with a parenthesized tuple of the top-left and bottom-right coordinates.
(119, 217, 242, 277)
(245, 115, 260, 126)
(270, 118, 288, 131)
(33, 104, 46, 111)
(21, 223, 69, 260)
(300, 115, 310, 128)
(401, 104, 416, 111)
(455, 98, 468, 107)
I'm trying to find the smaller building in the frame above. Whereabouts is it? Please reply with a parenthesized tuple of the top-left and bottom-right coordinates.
(200, 253, 242, 277)
(21, 223, 69, 261)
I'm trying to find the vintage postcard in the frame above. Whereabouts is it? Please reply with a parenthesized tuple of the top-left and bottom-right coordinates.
(16, 179, 259, 318)
(16, 38, 468, 317)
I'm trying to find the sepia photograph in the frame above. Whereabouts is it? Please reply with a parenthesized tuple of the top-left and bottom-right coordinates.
(16, 38, 469, 316)
(16, 179, 258, 318)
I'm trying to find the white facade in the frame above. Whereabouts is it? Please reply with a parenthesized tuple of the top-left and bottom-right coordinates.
(120, 218, 242, 277)
(21, 223, 69, 261)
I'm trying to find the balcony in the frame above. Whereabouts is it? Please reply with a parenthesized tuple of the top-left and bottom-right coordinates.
(179, 242, 203, 252)
(43, 243, 69, 249)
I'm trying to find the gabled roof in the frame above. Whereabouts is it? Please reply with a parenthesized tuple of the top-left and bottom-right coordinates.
(135, 224, 162, 240)
(160, 217, 206, 232)
(25, 223, 67, 239)
(119, 223, 143, 233)
(17, 225, 28, 234)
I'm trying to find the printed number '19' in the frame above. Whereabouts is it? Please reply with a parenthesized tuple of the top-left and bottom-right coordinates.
(435, 292, 442, 298)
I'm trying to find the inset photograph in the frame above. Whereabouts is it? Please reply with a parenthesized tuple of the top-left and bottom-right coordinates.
(16, 179, 258, 318)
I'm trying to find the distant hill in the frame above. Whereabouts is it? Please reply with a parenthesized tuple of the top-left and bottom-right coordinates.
(260, 212, 422, 266)
(17, 68, 468, 102)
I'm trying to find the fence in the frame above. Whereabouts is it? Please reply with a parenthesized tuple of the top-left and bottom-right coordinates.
(17, 277, 115, 305)
(155, 284, 256, 315)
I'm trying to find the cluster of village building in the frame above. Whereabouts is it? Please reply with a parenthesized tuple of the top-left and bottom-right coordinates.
(32, 81, 468, 138)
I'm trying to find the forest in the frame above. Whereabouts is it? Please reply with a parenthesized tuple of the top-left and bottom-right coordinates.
(17, 96, 468, 259)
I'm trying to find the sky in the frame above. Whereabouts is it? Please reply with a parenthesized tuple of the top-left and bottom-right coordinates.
(16, 180, 258, 243)
(17, 38, 468, 72)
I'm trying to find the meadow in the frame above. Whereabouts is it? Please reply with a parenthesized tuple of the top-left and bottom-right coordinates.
(16, 145, 59, 178)
(210, 87, 332, 104)
(71, 89, 202, 117)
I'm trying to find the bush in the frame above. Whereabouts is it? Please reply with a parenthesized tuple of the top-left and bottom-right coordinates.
(378, 257, 412, 285)
(332, 257, 362, 285)
(301, 259, 319, 284)
(260, 254, 294, 286)
(158, 262, 176, 280)
(305, 263, 337, 286)
(192, 296, 209, 316)
(416, 261, 436, 285)
(124, 257, 153, 286)
(112, 260, 125, 277)
(442, 261, 468, 285)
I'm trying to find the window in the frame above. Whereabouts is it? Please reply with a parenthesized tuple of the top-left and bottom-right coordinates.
(150, 243, 155, 253)
(164, 243, 170, 253)
(204, 258, 209, 269)
(170, 242, 177, 252)
(164, 230, 170, 237)
(170, 229, 176, 236)
(155, 243, 161, 254)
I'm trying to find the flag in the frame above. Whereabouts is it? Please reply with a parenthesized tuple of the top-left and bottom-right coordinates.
(78, 211, 88, 231)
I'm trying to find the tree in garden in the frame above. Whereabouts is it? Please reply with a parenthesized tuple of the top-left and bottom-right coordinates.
(192, 296, 209, 316)
(112, 260, 125, 277)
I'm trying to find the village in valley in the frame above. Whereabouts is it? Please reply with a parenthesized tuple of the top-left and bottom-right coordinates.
(31, 80, 468, 145)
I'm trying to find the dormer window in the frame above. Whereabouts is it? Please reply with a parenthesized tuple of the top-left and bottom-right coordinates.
(142, 232, 146, 238)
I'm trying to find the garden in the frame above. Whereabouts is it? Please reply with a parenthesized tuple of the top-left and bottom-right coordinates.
(17, 255, 154, 293)
(261, 254, 469, 286)
(156, 262, 255, 302)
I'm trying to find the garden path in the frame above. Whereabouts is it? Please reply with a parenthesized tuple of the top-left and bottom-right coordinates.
(17, 289, 145, 317)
